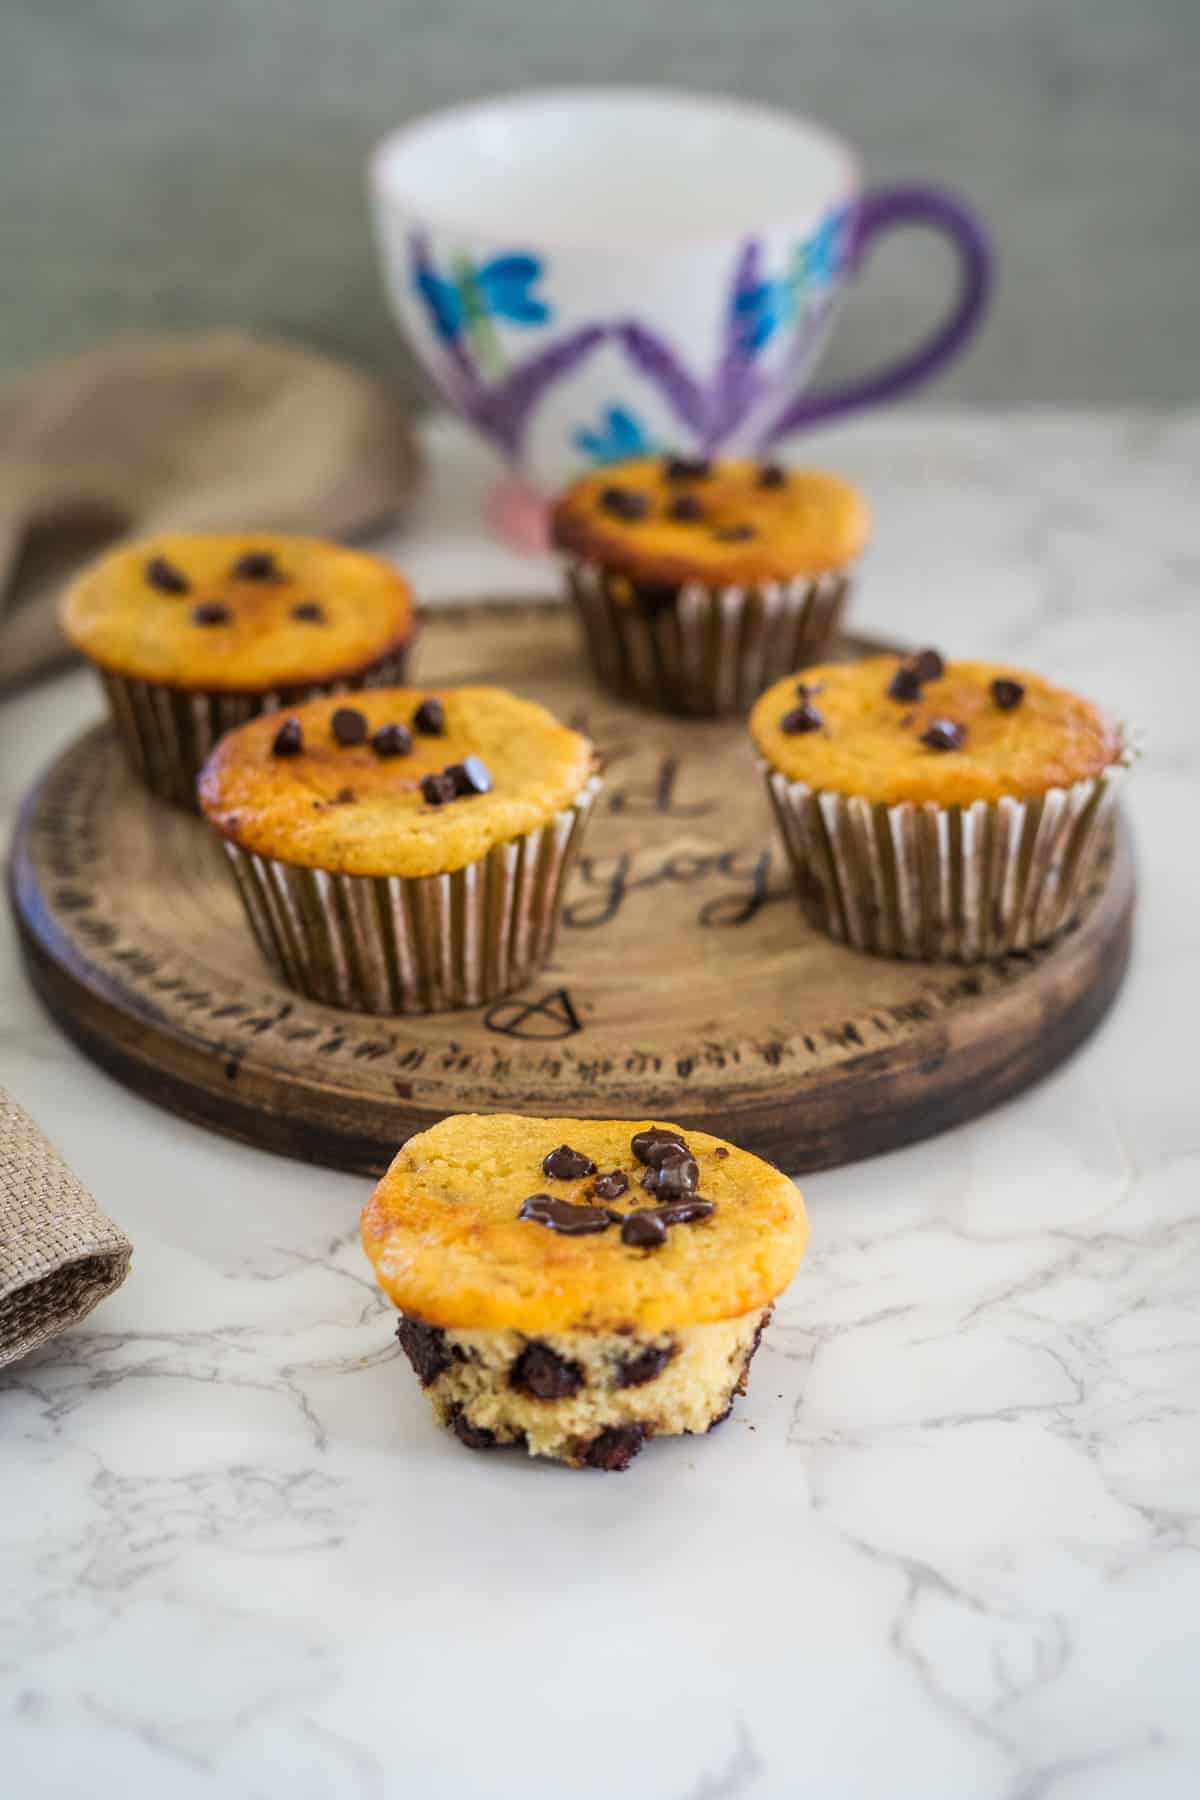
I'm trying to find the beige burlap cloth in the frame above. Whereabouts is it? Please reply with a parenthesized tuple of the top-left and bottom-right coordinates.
(0, 329, 421, 693)
(0, 1090, 132, 1367)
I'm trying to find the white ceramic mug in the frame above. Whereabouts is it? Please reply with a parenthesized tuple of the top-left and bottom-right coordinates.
(369, 86, 991, 493)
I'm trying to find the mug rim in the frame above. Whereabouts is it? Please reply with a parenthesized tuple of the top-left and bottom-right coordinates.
(368, 83, 862, 253)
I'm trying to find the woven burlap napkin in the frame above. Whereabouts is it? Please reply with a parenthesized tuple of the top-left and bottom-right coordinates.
(0, 1089, 132, 1367)
(0, 328, 422, 693)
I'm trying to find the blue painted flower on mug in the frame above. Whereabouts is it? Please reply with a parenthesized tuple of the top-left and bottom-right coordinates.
(413, 250, 554, 380)
(572, 404, 657, 464)
(731, 207, 854, 355)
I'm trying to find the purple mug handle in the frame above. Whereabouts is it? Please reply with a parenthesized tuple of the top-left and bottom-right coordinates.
(760, 184, 992, 444)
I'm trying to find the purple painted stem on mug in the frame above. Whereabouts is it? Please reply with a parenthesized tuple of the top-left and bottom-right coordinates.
(759, 184, 993, 446)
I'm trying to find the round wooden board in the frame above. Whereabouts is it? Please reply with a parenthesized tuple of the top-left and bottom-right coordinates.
(11, 600, 1134, 1176)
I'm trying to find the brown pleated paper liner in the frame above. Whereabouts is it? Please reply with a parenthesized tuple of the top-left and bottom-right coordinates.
(219, 777, 601, 1014)
(763, 763, 1127, 962)
(98, 643, 412, 810)
(566, 557, 849, 716)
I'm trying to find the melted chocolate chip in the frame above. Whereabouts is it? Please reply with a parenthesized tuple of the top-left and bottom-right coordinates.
(663, 455, 711, 481)
(396, 1316, 451, 1386)
(600, 486, 650, 521)
(231, 550, 279, 581)
(331, 706, 368, 746)
(631, 1127, 689, 1167)
(888, 663, 924, 702)
(271, 717, 303, 757)
(420, 771, 458, 806)
(653, 1152, 699, 1199)
(991, 677, 1025, 711)
(372, 722, 412, 758)
(592, 1170, 628, 1201)
(654, 1198, 716, 1225)
(191, 602, 230, 626)
(641, 1166, 662, 1193)
(921, 718, 967, 751)
(714, 1146, 729, 1159)
(510, 1341, 583, 1400)
(621, 1209, 669, 1249)
(781, 701, 823, 734)
(518, 1193, 616, 1236)
(145, 556, 188, 594)
(445, 1403, 499, 1450)
(757, 463, 788, 488)
(714, 523, 756, 541)
(579, 1423, 648, 1470)
(914, 648, 945, 682)
(413, 697, 445, 735)
(667, 493, 705, 523)
(334, 786, 356, 804)
(542, 1144, 597, 1182)
(291, 600, 325, 623)
(447, 755, 492, 797)
(616, 1341, 677, 1386)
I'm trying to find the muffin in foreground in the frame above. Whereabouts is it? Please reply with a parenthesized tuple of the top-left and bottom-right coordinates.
(198, 686, 599, 1013)
(61, 531, 416, 806)
(551, 454, 868, 716)
(750, 652, 1127, 961)
(361, 1114, 807, 1470)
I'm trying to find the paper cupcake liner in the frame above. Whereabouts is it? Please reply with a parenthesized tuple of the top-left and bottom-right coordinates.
(763, 762, 1126, 961)
(98, 643, 412, 810)
(218, 776, 601, 1014)
(566, 557, 849, 716)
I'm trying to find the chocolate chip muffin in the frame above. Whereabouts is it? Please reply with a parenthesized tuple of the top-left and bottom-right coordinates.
(61, 532, 416, 806)
(198, 687, 600, 1013)
(361, 1113, 808, 1469)
(551, 454, 868, 716)
(750, 652, 1128, 960)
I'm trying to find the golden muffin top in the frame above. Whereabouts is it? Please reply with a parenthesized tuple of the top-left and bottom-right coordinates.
(61, 531, 415, 692)
(198, 686, 597, 877)
(361, 1113, 808, 1333)
(550, 454, 869, 586)
(749, 654, 1122, 808)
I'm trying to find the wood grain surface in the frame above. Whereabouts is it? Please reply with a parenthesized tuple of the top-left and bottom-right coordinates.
(9, 601, 1135, 1175)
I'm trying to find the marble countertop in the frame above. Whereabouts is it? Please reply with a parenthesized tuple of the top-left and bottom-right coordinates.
(2, 415, 1197, 1800)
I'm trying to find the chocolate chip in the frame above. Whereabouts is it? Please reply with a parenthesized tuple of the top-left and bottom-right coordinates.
(621, 1210, 669, 1249)
(667, 494, 705, 523)
(291, 600, 325, 623)
(579, 1423, 648, 1470)
(334, 786, 356, 804)
(445, 1403, 498, 1451)
(518, 1193, 616, 1235)
(714, 523, 756, 541)
(191, 602, 230, 626)
(757, 463, 787, 488)
(541, 1144, 597, 1182)
(921, 718, 967, 751)
(372, 722, 412, 758)
(592, 1170, 628, 1201)
(631, 1127, 689, 1167)
(413, 697, 445, 735)
(654, 1198, 715, 1225)
(641, 1166, 662, 1193)
(331, 706, 368, 746)
(145, 556, 188, 594)
(231, 550, 279, 581)
(714, 1146, 729, 1159)
(600, 486, 650, 520)
(888, 663, 924, 702)
(914, 648, 945, 682)
(510, 1341, 583, 1400)
(653, 1152, 699, 1199)
(663, 455, 711, 480)
(447, 755, 492, 797)
(616, 1342, 677, 1387)
(991, 677, 1025, 711)
(420, 771, 458, 806)
(271, 717, 303, 757)
(396, 1316, 451, 1387)
(781, 701, 823, 733)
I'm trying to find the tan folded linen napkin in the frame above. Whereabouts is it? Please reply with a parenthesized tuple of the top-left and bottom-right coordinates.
(0, 1089, 132, 1368)
(0, 329, 422, 693)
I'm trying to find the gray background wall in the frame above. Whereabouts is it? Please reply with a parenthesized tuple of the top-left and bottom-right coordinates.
(4, 0, 1196, 407)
